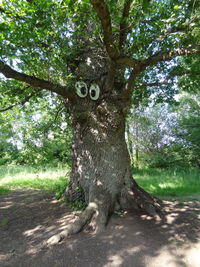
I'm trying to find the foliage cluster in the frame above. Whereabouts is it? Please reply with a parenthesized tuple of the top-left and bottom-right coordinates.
(1, 92, 200, 170)
(128, 94, 200, 169)
(0, 91, 72, 166)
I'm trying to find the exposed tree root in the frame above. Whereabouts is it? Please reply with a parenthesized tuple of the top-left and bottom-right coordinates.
(131, 179, 163, 217)
(44, 179, 163, 247)
(44, 202, 97, 247)
(119, 175, 163, 217)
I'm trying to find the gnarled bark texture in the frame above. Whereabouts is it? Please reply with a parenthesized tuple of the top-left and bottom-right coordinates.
(46, 93, 162, 246)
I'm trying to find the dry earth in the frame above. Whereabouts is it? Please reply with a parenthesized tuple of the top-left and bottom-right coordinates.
(0, 189, 200, 267)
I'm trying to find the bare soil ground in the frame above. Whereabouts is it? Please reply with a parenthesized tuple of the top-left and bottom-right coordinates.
(0, 189, 200, 267)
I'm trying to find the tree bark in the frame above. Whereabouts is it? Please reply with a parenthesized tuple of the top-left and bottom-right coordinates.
(50, 96, 162, 245)
(66, 98, 131, 214)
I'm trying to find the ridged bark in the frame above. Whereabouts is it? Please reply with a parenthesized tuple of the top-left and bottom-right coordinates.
(45, 97, 162, 246)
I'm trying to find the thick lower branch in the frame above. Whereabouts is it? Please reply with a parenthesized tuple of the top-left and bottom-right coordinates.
(0, 61, 73, 98)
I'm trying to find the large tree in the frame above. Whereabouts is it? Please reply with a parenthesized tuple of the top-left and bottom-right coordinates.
(0, 0, 199, 244)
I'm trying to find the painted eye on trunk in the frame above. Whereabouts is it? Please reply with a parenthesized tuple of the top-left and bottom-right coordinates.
(75, 82, 88, 98)
(89, 84, 100, 100)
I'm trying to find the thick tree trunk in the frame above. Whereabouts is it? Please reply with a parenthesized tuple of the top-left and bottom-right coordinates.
(46, 93, 162, 246)
(66, 108, 132, 216)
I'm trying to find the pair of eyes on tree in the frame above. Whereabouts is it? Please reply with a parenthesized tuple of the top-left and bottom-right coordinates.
(75, 82, 100, 100)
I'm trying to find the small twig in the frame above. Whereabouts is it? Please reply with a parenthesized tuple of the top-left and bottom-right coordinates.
(0, 92, 36, 113)
(42, 105, 64, 134)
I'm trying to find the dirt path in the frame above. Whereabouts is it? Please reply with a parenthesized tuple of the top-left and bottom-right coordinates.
(0, 189, 200, 267)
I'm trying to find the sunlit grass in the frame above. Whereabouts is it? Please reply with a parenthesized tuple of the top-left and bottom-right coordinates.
(0, 165, 69, 198)
(1, 165, 200, 201)
(134, 167, 200, 200)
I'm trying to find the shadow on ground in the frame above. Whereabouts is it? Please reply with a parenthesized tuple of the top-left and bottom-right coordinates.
(0, 189, 199, 267)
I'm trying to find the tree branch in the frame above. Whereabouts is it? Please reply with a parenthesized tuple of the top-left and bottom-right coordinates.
(114, 42, 199, 71)
(156, 25, 189, 40)
(169, 71, 200, 78)
(116, 56, 141, 68)
(134, 81, 169, 89)
(119, 0, 132, 49)
(124, 45, 200, 98)
(0, 92, 36, 113)
(42, 105, 64, 134)
(90, 0, 119, 59)
(0, 61, 74, 99)
(142, 45, 200, 67)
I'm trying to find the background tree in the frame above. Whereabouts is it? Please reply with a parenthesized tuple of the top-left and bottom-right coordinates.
(127, 95, 200, 169)
(174, 93, 200, 167)
(127, 104, 177, 168)
(0, 0, 200, 244)
(0, 90, 72, 165)
(0, 112, 19, 165)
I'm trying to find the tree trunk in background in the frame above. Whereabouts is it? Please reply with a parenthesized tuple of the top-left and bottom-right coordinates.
(126, 123, 134, 165)
(135, 146, 139, 168)
(135, 120, 139, 168)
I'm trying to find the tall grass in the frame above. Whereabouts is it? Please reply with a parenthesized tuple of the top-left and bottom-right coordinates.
(0, 164, 69, 198)
(134, 167, 200, 200)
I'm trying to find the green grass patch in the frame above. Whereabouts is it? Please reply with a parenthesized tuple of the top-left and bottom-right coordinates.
(1, 165, 200, 201)
(134, 167, 200, 200)
(0, 186, 11, 195)
(0, 165, 69, 198)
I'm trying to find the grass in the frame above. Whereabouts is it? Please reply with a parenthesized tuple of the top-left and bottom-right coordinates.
(0, 165, 200, 201)
(134, 167, 200, 200)
(0, 165, 69, 198)
(0, 186, 11, 195)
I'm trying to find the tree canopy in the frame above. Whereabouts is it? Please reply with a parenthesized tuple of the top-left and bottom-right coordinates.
(0, 0, 199, 109)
